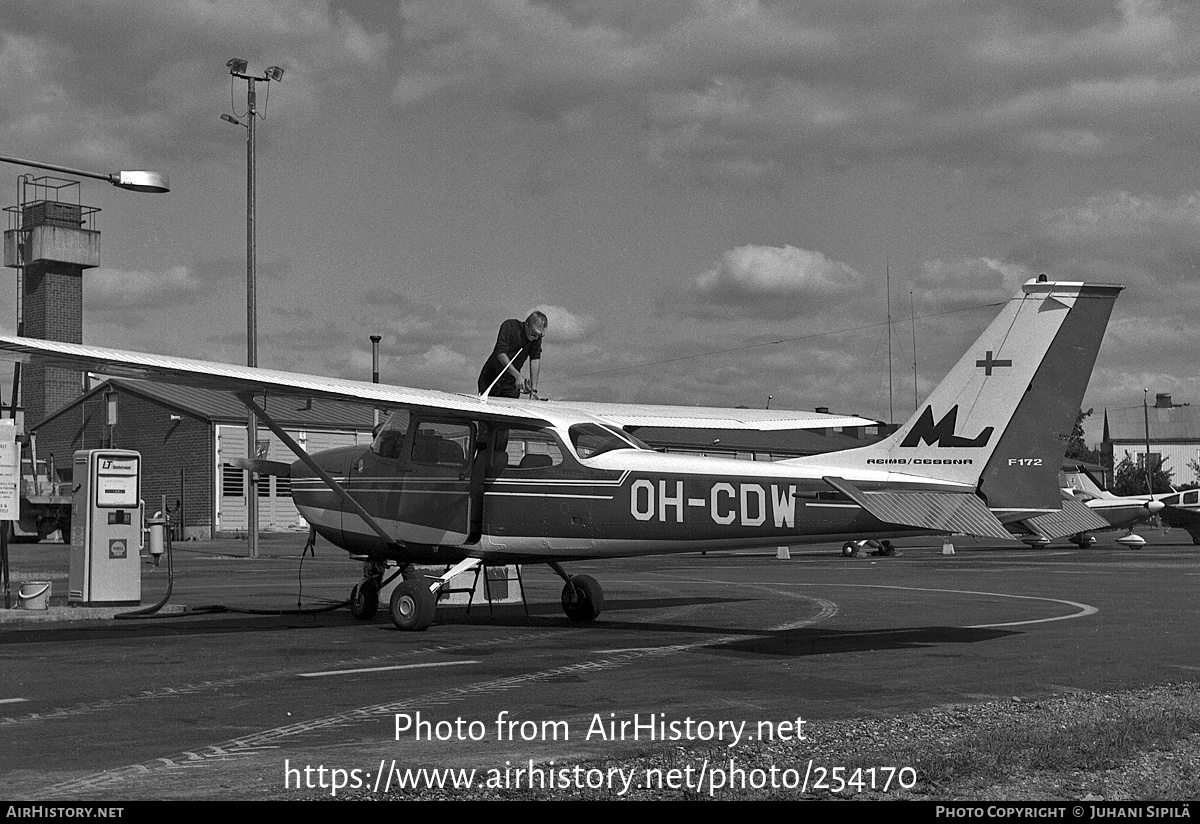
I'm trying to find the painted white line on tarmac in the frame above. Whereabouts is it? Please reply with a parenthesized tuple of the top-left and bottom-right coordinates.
(794, 583, 1098, 628)
(0, 698, 29, 705)
(297, 660, 479, 678)
(650, 575, 1097, 629)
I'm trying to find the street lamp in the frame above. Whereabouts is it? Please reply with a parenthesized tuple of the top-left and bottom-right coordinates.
(222, 58, 284, 559)
(0, 154, 169, 193)
(0, 153, 166, 607)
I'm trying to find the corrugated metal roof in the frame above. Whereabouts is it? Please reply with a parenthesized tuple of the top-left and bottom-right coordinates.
(1106, 404, 1200, 442)
(103, 378, 376, 429)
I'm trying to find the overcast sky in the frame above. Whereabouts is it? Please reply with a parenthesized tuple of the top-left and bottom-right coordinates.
(4, 1, 1199, 446)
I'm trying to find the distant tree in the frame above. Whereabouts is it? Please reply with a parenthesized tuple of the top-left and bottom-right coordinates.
(1111, 455, 1174, 496)
(1184, 458, 1200, 491)
(1064, 408, 1102, 465)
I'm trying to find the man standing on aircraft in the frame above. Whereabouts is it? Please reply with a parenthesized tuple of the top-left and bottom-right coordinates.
(477, 311, 547, 398)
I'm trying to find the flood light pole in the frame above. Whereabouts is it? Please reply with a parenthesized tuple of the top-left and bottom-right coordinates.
(222, 59, 283, 558)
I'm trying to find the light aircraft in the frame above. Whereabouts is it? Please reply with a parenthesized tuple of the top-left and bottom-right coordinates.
(1053, 465, 1166, 547)
(0, 278, 1122, 631)
(1154, 489, 1200, 545)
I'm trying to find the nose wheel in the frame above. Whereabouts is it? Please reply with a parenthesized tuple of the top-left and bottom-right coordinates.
(349, 581, 379, 620)
(349, 559, 394, 621)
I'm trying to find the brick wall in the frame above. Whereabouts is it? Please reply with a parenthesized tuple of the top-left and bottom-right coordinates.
(34, 387, 215, 537)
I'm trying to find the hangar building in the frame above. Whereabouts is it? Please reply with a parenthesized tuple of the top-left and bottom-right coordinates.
(1102, 393, 1200, 487)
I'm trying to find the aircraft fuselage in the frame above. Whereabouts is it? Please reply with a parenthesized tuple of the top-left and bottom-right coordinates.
(290, 419, 953, 564)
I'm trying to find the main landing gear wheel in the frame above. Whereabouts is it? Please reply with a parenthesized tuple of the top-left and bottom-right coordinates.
(561, 574, 603, 623)
(390, 578, 436, 631)
(349, 581, 379, 620)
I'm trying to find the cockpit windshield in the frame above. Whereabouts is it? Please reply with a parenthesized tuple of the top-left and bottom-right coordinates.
(568, 423, 645, 459)
(370, 410, 410, 459)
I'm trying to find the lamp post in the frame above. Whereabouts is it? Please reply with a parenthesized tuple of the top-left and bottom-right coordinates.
(0, 155, 169, 193)
(0, 154, 166, 608)
(371, 335, 382, 429)
(1, 153, 168, 420)
(222, 59, 283, 559)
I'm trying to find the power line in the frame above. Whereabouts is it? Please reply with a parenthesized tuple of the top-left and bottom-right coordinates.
(556, 300, 1004, 384)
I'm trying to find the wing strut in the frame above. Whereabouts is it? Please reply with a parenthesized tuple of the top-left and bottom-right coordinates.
(240, 394, 405, 551)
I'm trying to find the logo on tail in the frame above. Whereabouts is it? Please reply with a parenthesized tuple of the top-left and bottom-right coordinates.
(900, 406, 994, 448)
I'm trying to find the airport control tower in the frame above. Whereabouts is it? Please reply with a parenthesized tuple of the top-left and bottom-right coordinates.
(3, 176, 100, 425)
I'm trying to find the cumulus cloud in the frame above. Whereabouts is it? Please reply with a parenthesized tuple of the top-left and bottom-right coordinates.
(87, 265, 209, 313)
(914, 258, 1034, 311)
(685, 244, 865, 318)
(386, 1, 1200, 185)
(1024, 191, 1200, 284)
(0, 1, 391, 165)
(529, 304, 592, 342)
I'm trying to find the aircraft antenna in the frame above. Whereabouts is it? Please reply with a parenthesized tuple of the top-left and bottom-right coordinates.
(480, 347, 525, 402)
(886, 261, 894, 423)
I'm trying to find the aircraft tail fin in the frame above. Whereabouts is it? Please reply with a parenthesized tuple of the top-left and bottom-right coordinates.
(785, 279, 1122, 515)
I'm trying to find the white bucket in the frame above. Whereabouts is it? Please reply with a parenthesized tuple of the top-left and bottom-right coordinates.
(18, 581, 51, 610)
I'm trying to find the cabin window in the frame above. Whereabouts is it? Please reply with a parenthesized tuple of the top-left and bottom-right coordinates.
(1185, 491, 1199, 506)
(371, 410, 410, 459)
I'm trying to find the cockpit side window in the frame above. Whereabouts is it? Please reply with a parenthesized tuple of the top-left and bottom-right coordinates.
(370, 410, 410, 459)
(603, 424, 650, 449)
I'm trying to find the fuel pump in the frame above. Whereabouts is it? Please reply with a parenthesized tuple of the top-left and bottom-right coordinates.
(69, 449, 142, 606)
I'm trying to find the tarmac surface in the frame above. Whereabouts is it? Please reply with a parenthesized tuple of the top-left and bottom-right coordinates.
(1, 529, 1198, 800)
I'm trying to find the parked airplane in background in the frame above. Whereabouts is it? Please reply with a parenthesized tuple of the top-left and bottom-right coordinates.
(0, 278, 1123, 631)
(1055, 466, 1165, 547)
(1155, 489, 1200, 545)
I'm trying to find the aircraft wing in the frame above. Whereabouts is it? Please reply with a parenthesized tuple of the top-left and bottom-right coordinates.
(0, 336, 548, 426)
(0, 336, 866, 432)
(542, 400, 876, 431)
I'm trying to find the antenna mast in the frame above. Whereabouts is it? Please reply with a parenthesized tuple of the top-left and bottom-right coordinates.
(911, 290, 918, 411)
(886, 261, 893, 423)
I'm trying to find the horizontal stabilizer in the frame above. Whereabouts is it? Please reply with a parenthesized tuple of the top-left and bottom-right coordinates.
(1023, 498, 1113, 540)
(233, 458, 292, 477)
(823, 476, 1016, 541)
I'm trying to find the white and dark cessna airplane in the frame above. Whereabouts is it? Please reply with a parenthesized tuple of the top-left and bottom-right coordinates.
(0, 277, 1122, 631)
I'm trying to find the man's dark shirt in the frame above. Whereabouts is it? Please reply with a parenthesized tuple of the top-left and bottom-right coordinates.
(477, 318, 542, 397)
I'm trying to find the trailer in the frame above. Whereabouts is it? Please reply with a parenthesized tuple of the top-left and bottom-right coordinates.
(5, 434, 72, 543)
